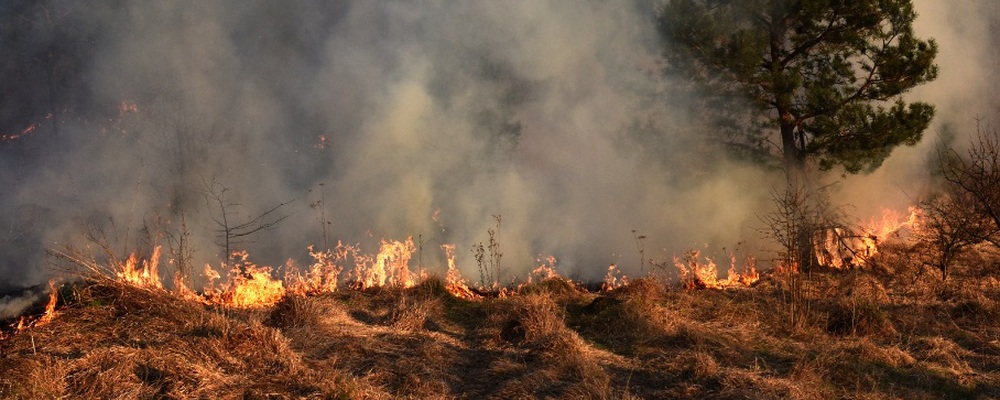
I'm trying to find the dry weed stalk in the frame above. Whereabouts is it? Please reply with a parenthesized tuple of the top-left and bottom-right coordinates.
(472, 215, 504, 291)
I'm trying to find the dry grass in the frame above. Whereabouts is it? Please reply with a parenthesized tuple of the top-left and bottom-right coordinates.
(4, 245, 1000, 399)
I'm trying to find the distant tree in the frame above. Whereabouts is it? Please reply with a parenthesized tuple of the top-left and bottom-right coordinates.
(657, 0, 938, 178)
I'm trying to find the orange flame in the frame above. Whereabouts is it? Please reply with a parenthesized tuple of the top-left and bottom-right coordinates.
(8, 280, 60, 335)
(117, 246, 164, 289)
(860, 206, 921, 253)
(224, 266, 285, 308)
(675, 251, 758, 290)
(285, 245, 344, 296)
(202, 251, 286, 308)
(441, 244, 478, 300)
(36, 280, 59, 326)
(510, 255, 574, 295)
(314, 134, 329, 149)
(349, 237, 424, 290)
(0, 123, 38, 143)
(172, 272, 201, 302)
(814, 207, 922, 269)
(118, 101, 139, 115)
(525, 255, 559, 285)
(601, 264, 629, 292)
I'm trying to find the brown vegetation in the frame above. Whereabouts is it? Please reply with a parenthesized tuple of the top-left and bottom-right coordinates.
(3, 240, 1000, 399)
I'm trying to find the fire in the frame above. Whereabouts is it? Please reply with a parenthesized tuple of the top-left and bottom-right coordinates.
(172, 272, 201, 302)
(675, 250, 759, 290)
(526, 255, 560, 284)
(202, 251, 286, 308)
(601, 264, 629, 291)
(349, 237, 424, 290)
(223, 265, 285, 308)
(814, 207, 922, 269)
(510, 255, 574, 295)
(441, 244, 478, 300)
(98, 239, 432, 308)
(285, 244, 344, 296)
(860, 206, 921, 252)
(36, 280, 59, 326)
(0, 123, 37, 143)
(117, 246, 164, 289)
(6, 279, 60, 335)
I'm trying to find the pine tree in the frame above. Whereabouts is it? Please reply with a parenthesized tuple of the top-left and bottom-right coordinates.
(658, 0, 938, 178)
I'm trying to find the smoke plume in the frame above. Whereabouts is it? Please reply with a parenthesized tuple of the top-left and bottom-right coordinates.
(0, 0, 996, 310)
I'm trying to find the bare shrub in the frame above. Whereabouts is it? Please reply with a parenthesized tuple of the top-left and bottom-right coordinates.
(919, 122, 1000, 280)
(914, 194, 993, 281)
(758, 182, 844, 272)
(940, 123, 1000, 243)
(758, 182, 846, 332)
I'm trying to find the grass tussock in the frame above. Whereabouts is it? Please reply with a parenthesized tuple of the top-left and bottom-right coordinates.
(4, 242, 1000, 399)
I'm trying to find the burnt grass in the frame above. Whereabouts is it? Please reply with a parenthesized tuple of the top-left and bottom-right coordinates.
(3, 245, 1000, 399)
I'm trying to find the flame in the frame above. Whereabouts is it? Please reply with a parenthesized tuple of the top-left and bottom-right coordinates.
(7, 280, 60, 335)
(224, 266, 285, 308)
(285, 244, 344, 296)
(172, 272, 201, 302)
(36, 280, 59, 326)
(0, 123, 37, 143)
(601, 264, 629, 292)
(100, 239, 430, 308)
(202, 251, 286, 308)
(349, 237, 424, 290)
(675, 251, 758, 290)
(117, 246, 164, 289)
(509, 255, 574, 296)
(814, 207, 922, 269)
(441, 244, 478, 300)
(860, 206, 921, 253)
(203, 263, 222, 291)
(525, 255, 560, 284)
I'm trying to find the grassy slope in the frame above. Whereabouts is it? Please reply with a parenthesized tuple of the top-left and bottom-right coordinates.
(2, 246, 1000, 399)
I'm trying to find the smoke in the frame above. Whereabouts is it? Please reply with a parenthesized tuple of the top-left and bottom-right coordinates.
(0, 0, 996, 300)
(0, 283, 49, 320)
(836, 0, 1000, 217)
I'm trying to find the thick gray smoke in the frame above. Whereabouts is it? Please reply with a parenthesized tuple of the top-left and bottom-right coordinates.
(0, 0, 996, 310)
(0, 0, 771, 294)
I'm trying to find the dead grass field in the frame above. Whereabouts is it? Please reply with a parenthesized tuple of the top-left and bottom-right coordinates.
(3, 245, 1000, 399)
